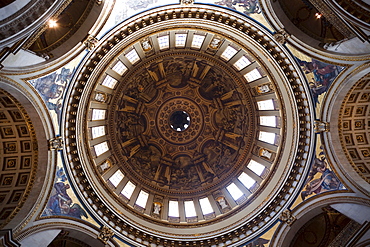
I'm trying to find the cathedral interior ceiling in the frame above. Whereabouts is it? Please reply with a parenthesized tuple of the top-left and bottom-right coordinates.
(0, 0, 369, 246)
(61, 4, 314, 246)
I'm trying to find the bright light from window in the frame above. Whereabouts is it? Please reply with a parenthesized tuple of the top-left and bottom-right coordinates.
(233, 56, 251, 70)
(92, 109, 106, 120)
(121, 181, 136, 199)
(92, 126, 106, 139)
(315, 13, 322, 19)
(175, 33, 187, 47)
(191, 35, 205, 49)
(257, 99, 275, 110)
(247, 160, 265, 176)
(259, 131, 276, 144)
(184, 201, 197, 217)
(136, 190, 149, 208)
(158, 35, 169, 49)
(260, 116, 277, 127)
(108, 170, 124, 187)
(226, 183, 244, 200)
(94, 141, 109, 156)
(244, 68, 262, 82)
(238, 172, 255, 189)
(221, 46, 238, 61)
(101, 75, 117, 89)
(125, 49, 140, 64)
(48, 19, 58, 28)
(168, 200, 179, 217)
(199, 197, 213, 215)
(112, 61, 127, 76)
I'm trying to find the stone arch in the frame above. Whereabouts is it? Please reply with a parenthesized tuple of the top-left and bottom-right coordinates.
(0, 77, 55, 233)
(270, 194, 370, 247)
(320, 65, 370, 195)
(16, 219, 118, 247)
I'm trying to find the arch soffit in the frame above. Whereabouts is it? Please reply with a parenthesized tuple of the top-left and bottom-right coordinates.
(270, 193, 370, 247)
(0, 77, 55, 232)
(320, 65, 370, 195)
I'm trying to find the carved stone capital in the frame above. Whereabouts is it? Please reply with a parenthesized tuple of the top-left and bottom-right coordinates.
(279, 209, 296, 226)
(97, 226, 114, 244)
(273, 29, 289, 45)
(48, 136, 63, 150)
(83, 35, 99, 51)
(314, 120, 330, 133)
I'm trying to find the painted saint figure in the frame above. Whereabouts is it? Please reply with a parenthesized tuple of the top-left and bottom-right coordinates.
(301, 157, 344, 200)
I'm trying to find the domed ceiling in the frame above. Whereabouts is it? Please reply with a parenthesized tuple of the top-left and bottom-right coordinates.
(62, 3, 314, 246)
(108, 51, 257, 198)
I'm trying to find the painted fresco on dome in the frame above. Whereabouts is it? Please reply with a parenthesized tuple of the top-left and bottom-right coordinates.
(295, 57, 344, 109)
(213, 0, 261, 16)
(29, 67, 74, 117)
(98, 0, 178, 38)
(42, 164, 89, 220)
(243, 237, 269, 246)
(207, 0, 273, 31)
(301, 145, 346, 201)
(28, 53, 85, 132)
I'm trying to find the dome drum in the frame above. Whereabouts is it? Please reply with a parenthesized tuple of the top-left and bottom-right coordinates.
(62, 4, 315, 246)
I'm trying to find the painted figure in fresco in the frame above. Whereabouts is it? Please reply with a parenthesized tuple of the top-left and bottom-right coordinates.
(30, 67, 74, 116)
(45, 182, 88, 219)
(128, 0, 153, 10)
(48, 182, 72, 215)
(56, 166, 67, 182)
(245, 237, 269, 247)
(214, 0, 261, 16)
(301, 157, 343, 200)
(296, 58, 342, 104)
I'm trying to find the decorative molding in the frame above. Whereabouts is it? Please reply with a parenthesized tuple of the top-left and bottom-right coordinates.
(0, 229, 20, 247)
(279, 209, 296, 226)
(22, 0, 73, 50)
(314, 120, 330, 133)
(97, 226, 114, 244)
(48, 136, 64, 151)
(180, 0, 194, 5)
(308, 0, 354, 38)
(328, 220, 361, 247)
(83, 35, 99, 51)
(273, 29, 289, 45)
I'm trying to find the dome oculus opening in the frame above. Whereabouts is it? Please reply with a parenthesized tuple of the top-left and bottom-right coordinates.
(170, 110, 190, 131)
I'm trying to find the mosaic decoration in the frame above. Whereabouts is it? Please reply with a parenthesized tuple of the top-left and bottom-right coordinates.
(214, 0, 261, 15)
(28, 67, 74, 119)
(301, 146, 345, 200)
(42, 165, 88, 220)
(98, 0, 178, 37)
(296, 57, 344, 106)
(244, 237, 269, 247)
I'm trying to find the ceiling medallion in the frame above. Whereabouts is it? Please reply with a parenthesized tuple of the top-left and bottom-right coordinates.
(62, 3, 314, 246)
